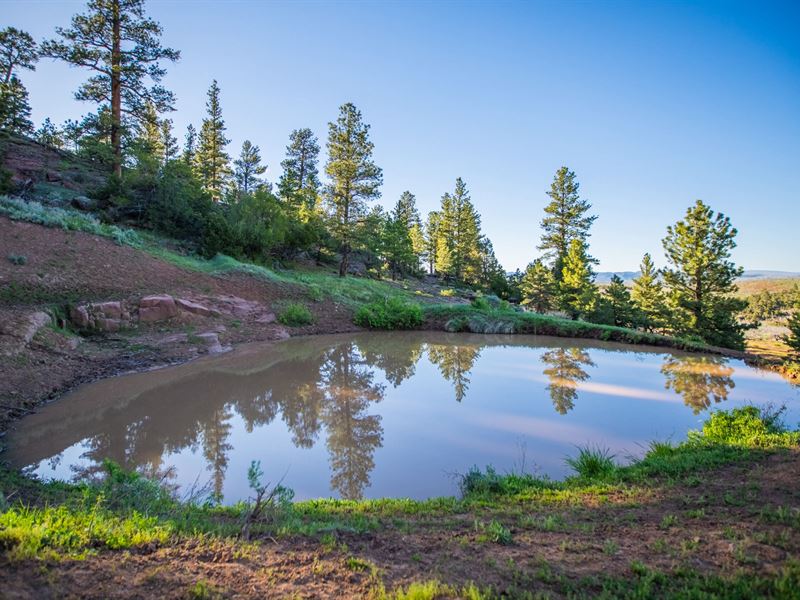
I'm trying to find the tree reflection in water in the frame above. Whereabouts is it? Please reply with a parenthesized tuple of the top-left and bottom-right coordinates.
(661, 355, 735, 414)
(541, 348, 595, 414)
(426, 344, 481, 402)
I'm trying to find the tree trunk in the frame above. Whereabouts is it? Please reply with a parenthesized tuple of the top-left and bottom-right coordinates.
(110, 0, 122, 179)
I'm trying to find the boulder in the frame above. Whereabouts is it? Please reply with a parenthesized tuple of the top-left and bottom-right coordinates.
(254, 312, 276, 324)
(71, 195, 96, 211)
(70, 301, 131, 331)
(175, 298, 218, 318)
(0, 311, 52, 356)
(70, 305, 91, 328)
(195, 332, 230, 354)
(139, 295, 177, 323)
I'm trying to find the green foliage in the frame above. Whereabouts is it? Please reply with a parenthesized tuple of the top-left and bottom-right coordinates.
(354, 297, 423, 330)
(0, 76, 33, 133)
(600, 274, 638, 328)
(520, 259, 555, 313)
(538, 166, 597, 280)
(325, 102, 383, 276)
(6, 253, 26, 265)
(697, 405, 799, 448)
(559, 239, 597, 319)
(632, 252, 667, 331)
(565, 446, 618, 480)
(277, 302, 314, 326)
(233, 140, 267, 195)
(474, 518, 513, 545)
(783, 307, 800, 357)
(434, 178, 482, 284)
(278, 128, 321, 211)
(0, 196, 142, 246)
(662, 200, 747, 349)
(194, 80, 231, 200)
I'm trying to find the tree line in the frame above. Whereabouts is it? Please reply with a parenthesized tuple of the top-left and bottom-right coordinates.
(0, 0, 776, 351)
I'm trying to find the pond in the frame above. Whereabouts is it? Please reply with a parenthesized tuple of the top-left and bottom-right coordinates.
(3, 332, 798, 502)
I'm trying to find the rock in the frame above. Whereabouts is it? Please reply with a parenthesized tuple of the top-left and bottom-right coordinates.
(93, 301, 123, 320)
(138, 295, 177, 323)
(95, 318, 121, 332)
(70, 305, 91, 328)
(175, 298, 218, 318)
(271, 327, 291, 341)
(195, 332, 230, 354)
(254, 312, 276, 324)
(0, 311, 52, 356)
(70, 301, 131, 331)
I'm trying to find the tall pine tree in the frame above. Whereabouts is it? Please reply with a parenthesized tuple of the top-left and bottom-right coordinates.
(42, 0, 179, 177)
(279, 128, 321, 211)
(631, 253, 666, 331)
(0, 28, 37, 134)
(324, 103, 383, 277)
(662, 200, 746, 349)
(195, 80, 231, 201)
(521, 259, 556, 313)
(234, 140, 267, 195)
(538, 167, 597, 281)
(559, 238, 596, 320)
(435, 178, 482, 283)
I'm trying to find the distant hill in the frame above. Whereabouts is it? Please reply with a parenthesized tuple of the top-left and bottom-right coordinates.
(595, 270, 800, 285)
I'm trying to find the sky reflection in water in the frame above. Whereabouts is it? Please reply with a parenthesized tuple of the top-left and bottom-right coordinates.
(4, 333, 798, 502)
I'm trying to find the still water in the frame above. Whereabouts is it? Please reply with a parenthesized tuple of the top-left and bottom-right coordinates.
(4, 333, 798, 502)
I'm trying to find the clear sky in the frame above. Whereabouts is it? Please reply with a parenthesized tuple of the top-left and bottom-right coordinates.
(5, 0, 800, 272)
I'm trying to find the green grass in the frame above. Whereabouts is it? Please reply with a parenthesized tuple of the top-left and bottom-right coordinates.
(354, 296, 424, 329)
(565, 446, 618, 480)
(277, 302, 315, 326)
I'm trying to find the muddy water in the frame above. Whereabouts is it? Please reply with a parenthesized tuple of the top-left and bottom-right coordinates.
(4, 333, 798, 502)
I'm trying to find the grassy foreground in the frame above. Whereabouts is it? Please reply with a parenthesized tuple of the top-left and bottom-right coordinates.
(1, 406, 799, 598)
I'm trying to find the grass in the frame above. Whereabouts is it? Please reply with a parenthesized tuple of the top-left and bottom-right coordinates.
(565, 446, 617, 480)
(425, 304, 712, 352)
(277, 302, 314, 326)
(354, 296, 424, 329)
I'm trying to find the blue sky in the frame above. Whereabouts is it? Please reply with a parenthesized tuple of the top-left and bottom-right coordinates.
(5, 0, 800, 272)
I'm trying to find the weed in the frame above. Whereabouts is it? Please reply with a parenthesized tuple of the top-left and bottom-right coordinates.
(566, 446, 617, 480)
(474, 519, 512, 545)
(6, 253, 26, 265)
(354, 297, 423, 330)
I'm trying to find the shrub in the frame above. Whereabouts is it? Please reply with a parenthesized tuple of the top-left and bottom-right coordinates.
(471, 296, 491, 310)
(695, 405, 799, 447)
(278, 302, 314, 326)
(354, 297, 423, 330)
(6, 254, 26, 265)
(439, 288, 456, 297)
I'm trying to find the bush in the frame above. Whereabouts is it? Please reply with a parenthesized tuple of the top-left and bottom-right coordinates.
(6, 254, 26, 265)
(695, 405, 799, 447)
(278, 302, 314, 326)
(354, 297, 424, 330)
(471, 296, 491, 310)
(439, 288, 456, 297)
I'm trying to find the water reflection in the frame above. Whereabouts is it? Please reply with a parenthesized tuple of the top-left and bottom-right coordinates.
(661, 355, 735, 414)
(541, 348, 596, 414)
(4, 333, 781, 502)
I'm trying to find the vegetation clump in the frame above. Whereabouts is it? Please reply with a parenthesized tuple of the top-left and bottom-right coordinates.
(354, 296, 423, 330)
(277, 302, 314, 327)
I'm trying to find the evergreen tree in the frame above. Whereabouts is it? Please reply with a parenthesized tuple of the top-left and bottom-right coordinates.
(0, 76, 33, 133)
(324, 103, 383, 277)
(182, 124, 197, 164)
(195, 80, 231, 201)
(1, 27, 38, 85)
(538, 166, 597, 281)
(520, 259, 556, 313)
(602, 274, 637, 327)
(394, 191, 422, 229)
(35, 118, 64, 148)
(138, 100, 164, 160)
(559, 238, 596, 319)
(279, 128, 321, 210)
(424, 210, 441, 275)
(234, 140, 267, 195)
(662, 200, 746, 349)
(160, 118, 177, 163)
(382, 215, 416, 280)
(435, 178, 482, 283)
(42, 0, 179, 177)
(477, 238, 507, 295)
(783, 306, 800, 358)
(631, 253, 666, 331)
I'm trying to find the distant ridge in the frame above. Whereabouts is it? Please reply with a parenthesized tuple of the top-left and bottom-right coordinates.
(594, 270, 800, 284)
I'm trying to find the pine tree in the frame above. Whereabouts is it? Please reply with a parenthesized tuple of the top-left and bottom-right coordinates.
(195, 80, 231, 201)
(279, 128, 321, 211)
(631, 253, 666, 331)
(559, 238, 596, 319)
(1, 27, 38, 85)
(389, 191, 424, 272)
(424, 210, 441, 275)
(538, 166, 597, 281)
(521, 259, 556, 313)
(603, 275, 637, 327)
(435, 178, 482, 283)
(139, 100, 164, 160)
(42, 0, 179, 177)
(783, 307, 800, 358)
(394, 191, 421, 229)
(0, 76, 33, 133)
(477, 238, 507, 295)
(160, 119, 177, 163)
(381, 215, 416, 280)
(324, 103, 383, 277)
(182, 124, 197, 164)
(35, 118, 64, 148)
(662, 200, 747, 349)
(234, 140, 267, 195)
